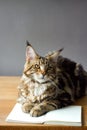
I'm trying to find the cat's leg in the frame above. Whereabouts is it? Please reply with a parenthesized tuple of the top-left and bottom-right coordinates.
(22, 102, 34, 113)
(29, 100, 61, 117)
(30, 91, 74, 117)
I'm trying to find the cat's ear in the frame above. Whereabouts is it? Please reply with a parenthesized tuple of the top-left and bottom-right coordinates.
(26, 41, 38, 61)
(46, 48, 64, 62)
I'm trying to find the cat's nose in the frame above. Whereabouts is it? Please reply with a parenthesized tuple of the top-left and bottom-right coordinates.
(41, 70, 45, 76)
(40, 65, 46, 75)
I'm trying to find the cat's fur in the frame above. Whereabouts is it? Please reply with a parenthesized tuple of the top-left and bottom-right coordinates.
(17, 41, 87, 117)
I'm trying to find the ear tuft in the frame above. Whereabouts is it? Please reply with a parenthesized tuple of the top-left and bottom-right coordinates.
(58, 48, 64, 53)
(26, 40, 31, 47)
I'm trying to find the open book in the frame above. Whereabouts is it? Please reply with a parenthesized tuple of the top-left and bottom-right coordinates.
(6, 103, 82, 126)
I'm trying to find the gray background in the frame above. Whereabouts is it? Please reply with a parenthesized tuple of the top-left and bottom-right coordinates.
(0, 0, 87, 76)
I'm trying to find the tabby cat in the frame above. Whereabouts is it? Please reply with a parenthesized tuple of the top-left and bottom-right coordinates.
(17, 41, 87, 117)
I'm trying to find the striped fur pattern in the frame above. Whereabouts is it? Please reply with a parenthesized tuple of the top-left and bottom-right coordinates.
(17, 42, 87, 117)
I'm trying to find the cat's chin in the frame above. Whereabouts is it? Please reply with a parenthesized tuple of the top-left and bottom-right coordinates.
(35, 77, 48, 83)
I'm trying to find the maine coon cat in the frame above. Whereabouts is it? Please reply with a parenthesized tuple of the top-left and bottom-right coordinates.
(17, 41, 87, 117)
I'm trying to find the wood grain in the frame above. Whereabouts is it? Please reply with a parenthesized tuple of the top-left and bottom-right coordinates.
(0, 76, 87, 130)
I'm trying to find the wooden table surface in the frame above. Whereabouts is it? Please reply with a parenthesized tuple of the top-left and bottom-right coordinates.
(0, 76, 87, 130)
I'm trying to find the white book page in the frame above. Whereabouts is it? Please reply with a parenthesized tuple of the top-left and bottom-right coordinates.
(44, 106, 82, 123)
(6, 103, 45, 124)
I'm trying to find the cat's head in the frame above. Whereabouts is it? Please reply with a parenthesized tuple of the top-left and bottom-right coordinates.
(23, 41, 63, 83)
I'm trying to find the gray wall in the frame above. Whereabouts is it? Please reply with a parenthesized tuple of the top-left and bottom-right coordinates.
(0, 0, 87, 76)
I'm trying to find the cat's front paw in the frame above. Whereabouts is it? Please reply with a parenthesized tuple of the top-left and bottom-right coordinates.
(22, 103, 33, 113)
(30, 106, 46, 117)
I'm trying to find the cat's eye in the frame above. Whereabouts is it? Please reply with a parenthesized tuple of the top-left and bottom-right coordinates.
(45, 59, 48, 64)
(35, 64, 40, 69)
(48, 64, 53, 68)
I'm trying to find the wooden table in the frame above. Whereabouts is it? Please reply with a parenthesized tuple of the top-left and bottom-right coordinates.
(0, 76, 87, 130)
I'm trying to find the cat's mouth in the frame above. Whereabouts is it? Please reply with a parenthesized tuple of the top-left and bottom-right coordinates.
(33, 74, 50, 84)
